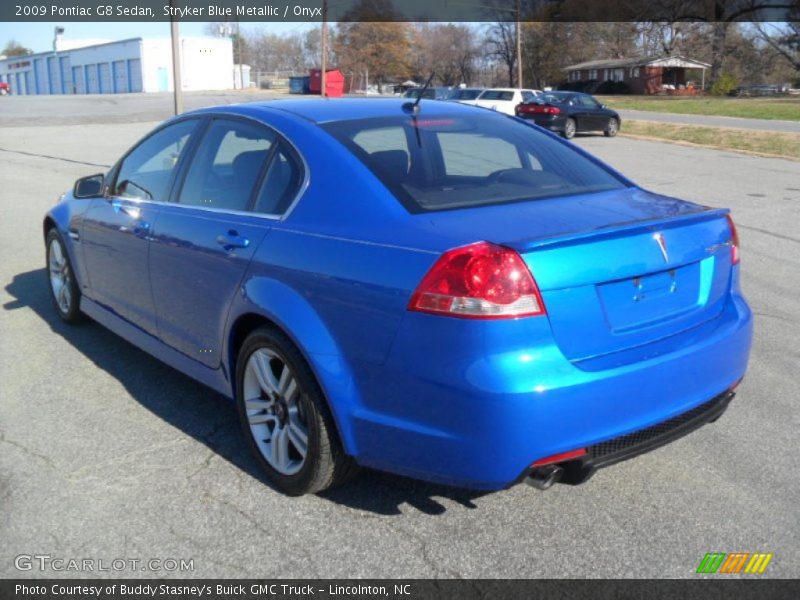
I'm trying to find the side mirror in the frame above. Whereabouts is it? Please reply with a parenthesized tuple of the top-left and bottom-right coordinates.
(74, 174, 105, 199)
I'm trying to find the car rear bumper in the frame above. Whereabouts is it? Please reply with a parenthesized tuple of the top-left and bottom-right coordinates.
(524, 388, 735, 488)
(521, 114, 567, 132)
(346, 292, 752, 490)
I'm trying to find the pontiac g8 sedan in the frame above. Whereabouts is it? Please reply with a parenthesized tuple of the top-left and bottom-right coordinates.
(44, 99, 752, 494)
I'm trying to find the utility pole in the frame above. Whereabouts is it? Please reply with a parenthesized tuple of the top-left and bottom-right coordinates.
(516, 0, 522, 88)
(237, 19, 244, 89)
(321, 0, 328, 97)
(169, 0, 183, 115)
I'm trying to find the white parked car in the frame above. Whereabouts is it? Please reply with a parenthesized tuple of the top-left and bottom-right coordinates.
(464, 88, 542, 115)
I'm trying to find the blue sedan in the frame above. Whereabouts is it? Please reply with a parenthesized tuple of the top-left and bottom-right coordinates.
(43, 98, 752, 494)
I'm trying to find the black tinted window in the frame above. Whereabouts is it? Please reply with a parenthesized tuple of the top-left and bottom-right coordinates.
(322, 114, 627, 213)
(178, 119, 275, 211)
(542, 93, 570, 104)
(479, 90, 514, 101)
(114, 119, 196, 201)
(253, 144, 303, 215)
(450, 89, 482, 100)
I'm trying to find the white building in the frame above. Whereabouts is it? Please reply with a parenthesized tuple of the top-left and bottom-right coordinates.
(0, 36, 234, 95)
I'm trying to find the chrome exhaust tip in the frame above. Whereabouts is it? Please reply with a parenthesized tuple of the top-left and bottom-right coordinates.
(524, 464, 564, 490)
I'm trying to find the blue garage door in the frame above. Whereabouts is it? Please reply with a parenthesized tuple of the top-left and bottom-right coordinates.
(47, 56, 58, 94)
(24, 71, 33, 95)
(59, 56, 72, 93)
(98, 63, 111, 94)
(85, 64, 98, 93)
(72, 66, 84, 94)
(34, 58, 46, 93)
(112, 60, 127, 93)
(15, 72, 24, 95)
(127, 59, 142, 92)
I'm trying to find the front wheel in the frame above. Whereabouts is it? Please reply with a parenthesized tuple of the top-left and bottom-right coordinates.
(46, 229, 83, 323)
(562, 118, 576, 139)
(604, 118, 619, 137)
(235, 326, 358, 495)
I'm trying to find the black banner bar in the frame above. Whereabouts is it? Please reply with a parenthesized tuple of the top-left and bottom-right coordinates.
(2, 580, 800, 600)
(2, 0, 799, 23)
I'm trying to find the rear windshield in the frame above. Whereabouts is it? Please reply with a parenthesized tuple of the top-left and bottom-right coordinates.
(541, 93, 572, 104)
(449, 89, 482, 100)
(321, 114, 627, 213)
(479, 90, 514, 101)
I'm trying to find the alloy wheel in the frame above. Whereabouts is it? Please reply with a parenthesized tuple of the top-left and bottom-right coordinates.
(48, 238, 72, 314)
(565, 119, 576, 139)
(243, 348, 309, 475)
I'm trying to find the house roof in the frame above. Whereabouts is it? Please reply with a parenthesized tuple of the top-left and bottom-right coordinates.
(564, 55, 711, 71)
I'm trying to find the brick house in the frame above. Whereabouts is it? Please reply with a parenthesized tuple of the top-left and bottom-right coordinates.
(563, 55, 711, 95)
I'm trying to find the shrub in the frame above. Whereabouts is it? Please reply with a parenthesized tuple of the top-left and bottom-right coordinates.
(710, 72, 739, 96)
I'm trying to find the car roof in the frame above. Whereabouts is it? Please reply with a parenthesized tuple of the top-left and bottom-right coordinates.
(222, 97, 492, 124)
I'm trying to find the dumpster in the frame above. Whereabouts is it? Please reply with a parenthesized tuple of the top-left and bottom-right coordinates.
(289, 76, 310, 94)
(309, 69, 345, 97)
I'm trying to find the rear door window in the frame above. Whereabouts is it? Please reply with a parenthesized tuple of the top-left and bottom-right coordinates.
(252, 144, 304, 215)
(479, 90, 514, 101)
(178, 119, 276, 211)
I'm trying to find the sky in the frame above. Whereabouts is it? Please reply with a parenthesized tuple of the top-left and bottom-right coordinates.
(0, 22, 316, 52)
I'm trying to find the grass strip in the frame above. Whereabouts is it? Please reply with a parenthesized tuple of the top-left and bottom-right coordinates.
(603, 96, 800, 121)
(620, 119, 800, 161)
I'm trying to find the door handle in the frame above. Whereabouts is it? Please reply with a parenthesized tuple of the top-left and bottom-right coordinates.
(110, 199, 150, 237)
(216, 230, 250, 252)
(133, 221, 151, 237)
(110, 199, 141, 218)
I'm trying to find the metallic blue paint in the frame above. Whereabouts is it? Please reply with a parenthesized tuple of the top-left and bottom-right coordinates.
(45, 98, 752, 490)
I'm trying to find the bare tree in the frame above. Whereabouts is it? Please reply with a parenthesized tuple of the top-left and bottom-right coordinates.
(409, 23, 478, 85)
(755, 21, 800, 72)
(245, 29, 305, 74)
(484, 20, 517, 86)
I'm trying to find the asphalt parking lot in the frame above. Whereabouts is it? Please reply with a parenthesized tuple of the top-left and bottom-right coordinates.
(1, 93, 798, 578)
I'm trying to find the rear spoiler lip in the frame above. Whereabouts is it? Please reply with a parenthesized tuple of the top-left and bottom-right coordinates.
(503, 206, 730, 253)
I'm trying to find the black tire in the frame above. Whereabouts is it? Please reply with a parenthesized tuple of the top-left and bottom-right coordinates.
(45, 228, 83, 324)
(563, 118, 576, 139)
(235, 326, 358, 495)
(604, 117, 620, 137)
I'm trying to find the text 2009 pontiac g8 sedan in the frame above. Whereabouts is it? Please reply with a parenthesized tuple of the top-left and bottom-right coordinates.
(44, 99, 752, 495)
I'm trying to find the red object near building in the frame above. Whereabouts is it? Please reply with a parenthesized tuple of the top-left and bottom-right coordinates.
(309, 69, 345, 97)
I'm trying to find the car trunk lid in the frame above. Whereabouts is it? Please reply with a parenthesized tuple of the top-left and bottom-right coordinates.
(519, 209, 732, 361)
(414, 188, 735, 362)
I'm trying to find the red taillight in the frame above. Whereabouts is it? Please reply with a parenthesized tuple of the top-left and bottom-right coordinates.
(726, 214, 740, 265)
(408, 241, 546, 319)
(532, 448, 587, 467)
(516, 104, 560, 116)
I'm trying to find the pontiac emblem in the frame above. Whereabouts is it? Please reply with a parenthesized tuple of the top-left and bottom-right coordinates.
(653, 233, 669, 263)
